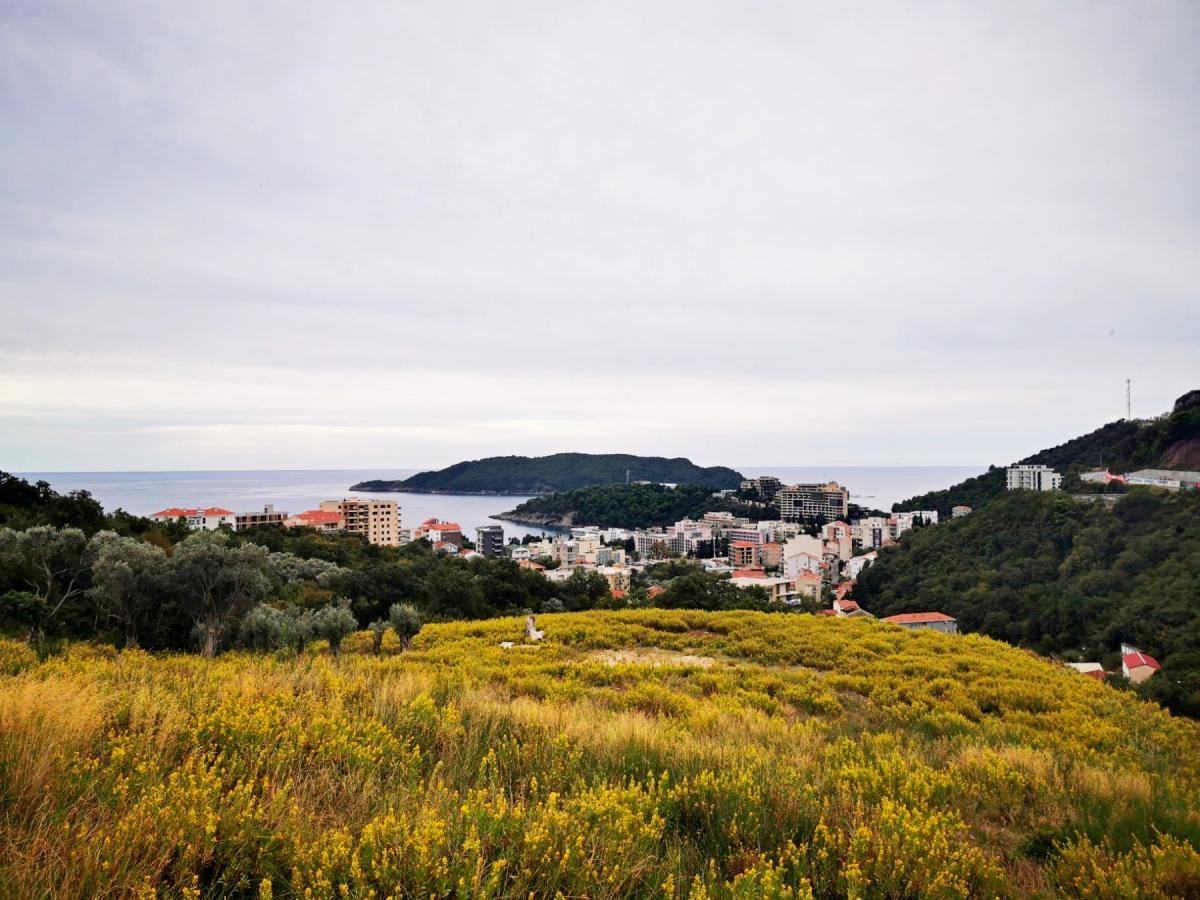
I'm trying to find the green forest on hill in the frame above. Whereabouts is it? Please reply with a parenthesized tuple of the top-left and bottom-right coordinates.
(352, 453, 744, 494)
(854, 488, 1200, 717)
(499, 482, 776, 529)
(894, 390, 1200, 517)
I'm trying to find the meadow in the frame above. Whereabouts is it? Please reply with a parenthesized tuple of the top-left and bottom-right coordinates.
(2, 610, 1199, 899)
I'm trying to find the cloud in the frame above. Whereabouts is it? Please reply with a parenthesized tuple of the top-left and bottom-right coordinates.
(2, 0, 1198, 470)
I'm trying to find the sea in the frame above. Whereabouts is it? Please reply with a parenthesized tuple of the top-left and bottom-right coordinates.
(18, 466, 982, 539)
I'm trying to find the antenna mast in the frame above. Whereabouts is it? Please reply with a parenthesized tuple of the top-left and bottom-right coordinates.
(1126, 378, 1131, 421)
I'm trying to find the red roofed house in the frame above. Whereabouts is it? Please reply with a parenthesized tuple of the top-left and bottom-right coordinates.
(1122, 650, 1162, 684)
(832, 597, 874, 618)
(149, 507, 235, 531)
(731, 567, 766, 579)
(793, 570, 822, 601)
(284, 509, 346, 532)
(881, 612, 958, 634)
(729, 540, 759, 568)
(414, 519, 463, 546)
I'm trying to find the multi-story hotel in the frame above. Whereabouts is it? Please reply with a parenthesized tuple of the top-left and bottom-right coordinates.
(776, 482, 849, 523)
(234, 504, 288, 531)
(318, 497, 401, 546)
(1006, 465, 1062, 492)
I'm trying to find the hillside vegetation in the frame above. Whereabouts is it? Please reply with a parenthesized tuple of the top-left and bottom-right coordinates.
(3, 610, 1200, 899)
(499, 483, 772, 529)
(855, 489, 1200, 716)
(894, 389, 1200, 516)
(351, 454, 743, 495)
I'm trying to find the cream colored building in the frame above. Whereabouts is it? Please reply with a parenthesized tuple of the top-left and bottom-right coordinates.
(319, 497, 401, 546)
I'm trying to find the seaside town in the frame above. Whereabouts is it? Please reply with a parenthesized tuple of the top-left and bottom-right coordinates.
(148, 462, 1174, 686)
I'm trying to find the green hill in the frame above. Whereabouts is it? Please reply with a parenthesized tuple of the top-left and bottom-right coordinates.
(351, 453, 744, 495)
(854, 488, 1200, 717)
(894, 390, 1200, 516)
(497, 482, 771, 529)
(4, 609, 1199, 897)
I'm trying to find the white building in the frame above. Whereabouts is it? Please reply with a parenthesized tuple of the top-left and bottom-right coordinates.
(843, 551, 878, 580)
(149, 507, 236, 531)
(1006, 465, 1062, 492)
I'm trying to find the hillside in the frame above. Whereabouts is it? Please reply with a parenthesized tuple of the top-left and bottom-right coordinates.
(854, 489, 1200, 717)
(497, 482, 771, 529)
(351, 453, 743, 495)
(894, 389, 1200, 516)
(4, 609, 1200, 897)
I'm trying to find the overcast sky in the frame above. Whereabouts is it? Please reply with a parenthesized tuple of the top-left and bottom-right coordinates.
(2, 1, 1197, 472)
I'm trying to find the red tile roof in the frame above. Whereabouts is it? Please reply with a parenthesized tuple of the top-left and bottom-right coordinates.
(151, 507, 195, 518)
(204, 507, 234, 516)
(730, 540, 756, 548)
(294, 510, 343, 525)
(1123, 652, 1161, 671)
(731, 568, 766, 578)
(427, 522, 462, 531)
(882, 612, 956, 625)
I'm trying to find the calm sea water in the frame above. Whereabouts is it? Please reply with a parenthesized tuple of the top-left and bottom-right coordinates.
(19, 466, 981, 538)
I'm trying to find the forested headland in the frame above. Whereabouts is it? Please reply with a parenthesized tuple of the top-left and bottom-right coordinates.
(350, 453, 744, 494)
(497, 482, 774, 529)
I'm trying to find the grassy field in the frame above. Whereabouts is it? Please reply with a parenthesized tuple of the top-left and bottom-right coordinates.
(2, 610, 1199, 899)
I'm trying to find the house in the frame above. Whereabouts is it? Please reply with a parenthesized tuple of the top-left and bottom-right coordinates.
(284, 509, 346, 532)
(414, 519, 463, 546)
(881, 612, 958, 634)
(1122, 650, 1162, 684)
(518, 559, 545, 572)
(832, 597, 873, 618)
(842, 551, 878, 580)
(149, 507, 236, 531)
(729, 574, 800, 605)
(508, 546, 532, 562)
(1066, 662, 1107, 680)
(792, 570, 822, 601)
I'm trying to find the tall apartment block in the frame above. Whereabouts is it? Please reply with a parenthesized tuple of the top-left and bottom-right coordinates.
(475, 524, 505, 557)
(777, 482, 849, 523)
(319, 497, 401, 546)
(1006, 465, 1062, 492)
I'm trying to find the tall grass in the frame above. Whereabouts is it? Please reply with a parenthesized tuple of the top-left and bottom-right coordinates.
(0, 610, 1198, 898)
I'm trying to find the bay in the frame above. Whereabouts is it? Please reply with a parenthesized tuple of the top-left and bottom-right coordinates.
(20, 466, 981, 540)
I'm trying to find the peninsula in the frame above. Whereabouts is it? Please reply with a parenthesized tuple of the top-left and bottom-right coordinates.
(349, 453, 743, 495)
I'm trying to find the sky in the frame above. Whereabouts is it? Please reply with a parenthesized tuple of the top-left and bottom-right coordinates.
(2, 1, 1198, 472)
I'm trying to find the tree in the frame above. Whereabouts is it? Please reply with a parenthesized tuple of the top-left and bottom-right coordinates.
(238, 604, 294, 652)
(170, 532, 273, 657)
(88, 532, 168, 649)
(370, 619, 388, 655)
(0, 526, 94, 641)
(310, 600, 358, 657)
(389, 602, 423, 651)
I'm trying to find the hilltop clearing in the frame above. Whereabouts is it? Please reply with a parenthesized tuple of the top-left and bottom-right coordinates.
(3, 609, 1199, 898)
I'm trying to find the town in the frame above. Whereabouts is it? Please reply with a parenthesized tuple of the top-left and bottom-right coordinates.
(147, 462, 1166, 686)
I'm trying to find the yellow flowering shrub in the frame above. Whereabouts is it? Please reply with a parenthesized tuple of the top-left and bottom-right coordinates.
(2, 609, 1199, 898)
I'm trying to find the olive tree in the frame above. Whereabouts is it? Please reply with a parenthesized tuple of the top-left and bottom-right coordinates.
(310, 600, 358, 657)
(87, 532, 168, 649)
(171, 532, 273, 657)
(0, 526, 94, 642)
(388, 602, 423, 651)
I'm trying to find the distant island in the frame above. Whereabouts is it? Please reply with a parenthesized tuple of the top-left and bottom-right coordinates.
(350, 453, 744, 495)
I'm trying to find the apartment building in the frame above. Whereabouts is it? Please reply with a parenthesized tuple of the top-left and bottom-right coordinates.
(777, 482, 849, 523)
(1006, 465, 1062, 492)
(729, 540, 759, 568)
(235, 505, 288, 531)
(475, 524, 505, 558)
(738, 476, 782, 502)
(319, 498, 401, 546)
